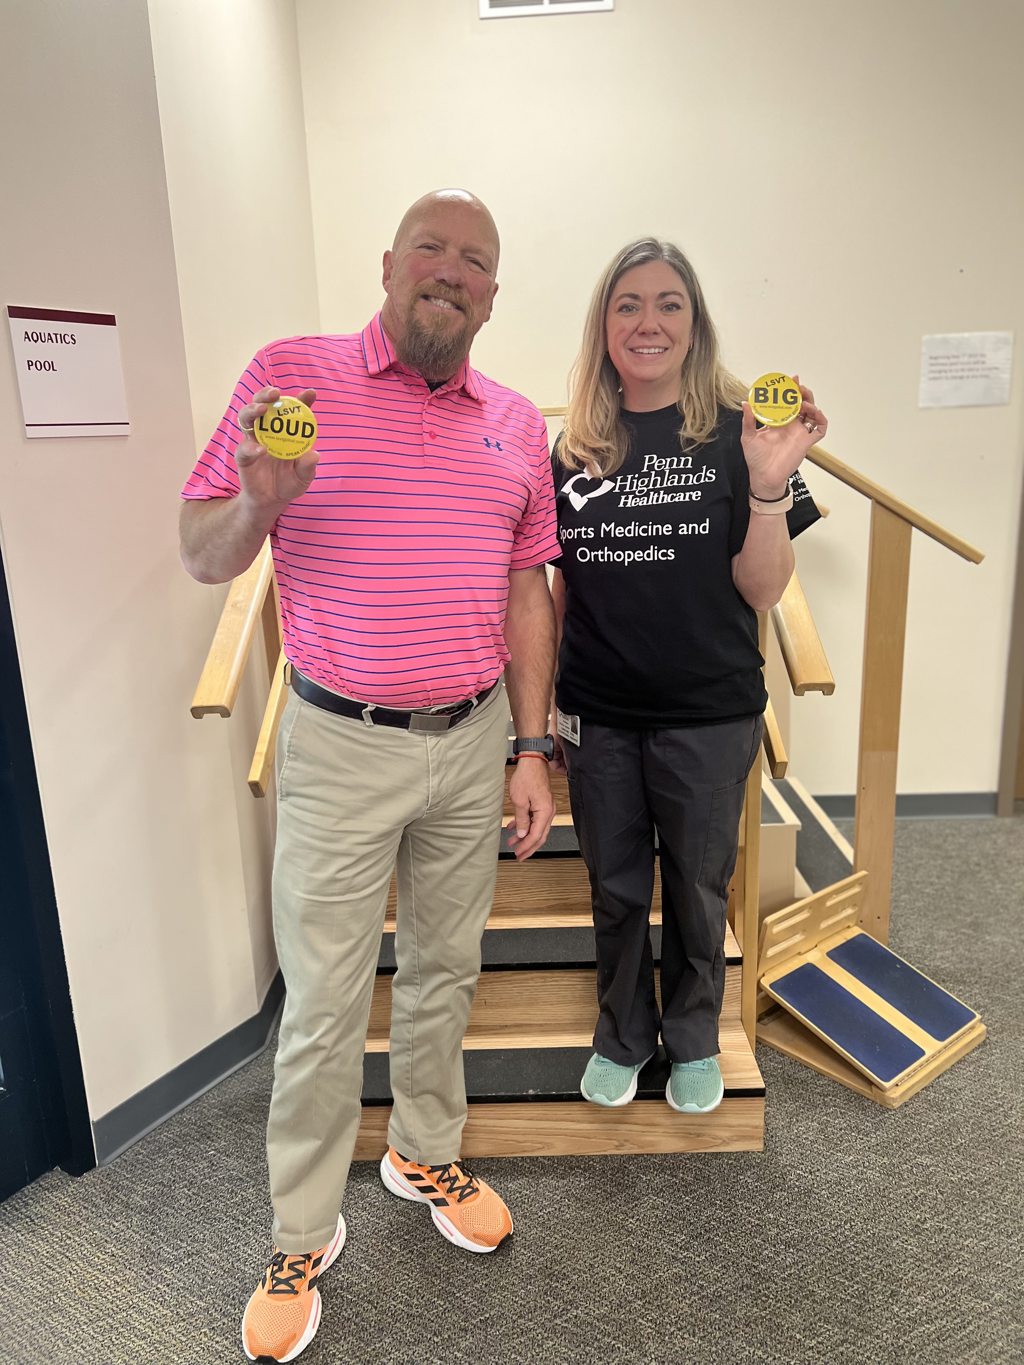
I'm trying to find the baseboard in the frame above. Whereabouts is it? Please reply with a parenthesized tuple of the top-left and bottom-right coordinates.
(814, 792, 998, 820)
(92, 972, 284, 1166)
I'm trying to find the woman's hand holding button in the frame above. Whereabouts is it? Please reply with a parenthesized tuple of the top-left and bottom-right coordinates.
(741, 375, 828, 499)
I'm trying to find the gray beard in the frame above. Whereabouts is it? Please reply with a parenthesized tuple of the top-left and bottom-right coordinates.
(397, 310, 471, 383)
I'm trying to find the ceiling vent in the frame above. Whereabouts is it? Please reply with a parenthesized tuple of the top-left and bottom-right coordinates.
(479, 0, 614, 17)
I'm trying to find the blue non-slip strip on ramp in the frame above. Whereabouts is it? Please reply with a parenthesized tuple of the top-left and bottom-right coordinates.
(770, 962, 926, 1084)
(827, 934, 976, 1042)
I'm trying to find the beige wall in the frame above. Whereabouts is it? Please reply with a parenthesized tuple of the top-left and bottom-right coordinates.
(0, 0, 300, 1125)
(297, 0, 1024, 796)
(148, 0, 321, 999)
(149, 0, 320, 453)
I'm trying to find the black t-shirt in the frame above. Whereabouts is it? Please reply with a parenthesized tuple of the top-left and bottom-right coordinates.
(552, 405, 820, 728)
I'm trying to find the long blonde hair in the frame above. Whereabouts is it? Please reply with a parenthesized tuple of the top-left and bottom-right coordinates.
(559, 239, 746, 476)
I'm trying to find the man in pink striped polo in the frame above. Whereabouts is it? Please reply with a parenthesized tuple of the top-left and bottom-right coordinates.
(180, 190, 559, 1365)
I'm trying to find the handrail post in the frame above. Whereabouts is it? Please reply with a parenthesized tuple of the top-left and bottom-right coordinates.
(740, 613, 767, 1048)
(261, 565, 282, 676)
(853, 502, 913, 942)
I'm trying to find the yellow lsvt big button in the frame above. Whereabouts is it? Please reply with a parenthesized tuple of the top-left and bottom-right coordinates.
(253, 396, 318, 460)
(748, 372, 801, 427)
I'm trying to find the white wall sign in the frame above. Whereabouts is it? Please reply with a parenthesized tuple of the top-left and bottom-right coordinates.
(919, 331, 1013, 410)
(7, 305, 131, 438)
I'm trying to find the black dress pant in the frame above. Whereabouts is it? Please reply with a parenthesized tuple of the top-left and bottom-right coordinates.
(564, 715, 763, 1065)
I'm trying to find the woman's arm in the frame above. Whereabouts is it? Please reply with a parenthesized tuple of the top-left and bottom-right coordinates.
(732, 379, 827, 611)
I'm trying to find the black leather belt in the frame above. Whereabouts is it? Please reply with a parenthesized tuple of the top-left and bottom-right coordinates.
(290, 668, 499, 733)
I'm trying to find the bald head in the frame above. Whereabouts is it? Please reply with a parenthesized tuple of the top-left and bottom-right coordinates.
(380, 189, 501, 383)
(392, 189, 500, 263)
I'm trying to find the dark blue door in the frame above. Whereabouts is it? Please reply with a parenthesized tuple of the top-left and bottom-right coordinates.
(0, 549, 92, 1200)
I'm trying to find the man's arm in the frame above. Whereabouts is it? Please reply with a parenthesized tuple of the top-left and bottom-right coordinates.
(503, 564, 556, 861)
(180, 495, 283, 585)
(180, 385, 318, 584)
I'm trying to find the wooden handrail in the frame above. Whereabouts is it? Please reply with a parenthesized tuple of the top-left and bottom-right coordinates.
(190, 542, 274, 718)
(762, 697, 788, 778)
(539, 405, 984, 564)
(248, 651, 289, 797)
(771, 571, 835, 697)
(805, 445, 983, 563)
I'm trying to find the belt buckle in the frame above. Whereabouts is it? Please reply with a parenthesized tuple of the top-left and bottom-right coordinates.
(408, 711, 456, 734)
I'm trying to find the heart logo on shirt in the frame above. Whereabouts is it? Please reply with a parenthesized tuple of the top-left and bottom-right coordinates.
(563, 473, 615, 511)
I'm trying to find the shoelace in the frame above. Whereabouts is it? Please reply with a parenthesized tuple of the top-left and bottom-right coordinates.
(427, 1161, 480, 1203)
(265, 1249, 313, 1296)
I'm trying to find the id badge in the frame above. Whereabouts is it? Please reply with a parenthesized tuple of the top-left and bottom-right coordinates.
(556, 709, 581, 747)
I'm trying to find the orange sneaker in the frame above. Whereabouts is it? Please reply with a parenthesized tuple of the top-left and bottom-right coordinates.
(241, 1215, 346, 1363)
(379, 1148, 513, 1253)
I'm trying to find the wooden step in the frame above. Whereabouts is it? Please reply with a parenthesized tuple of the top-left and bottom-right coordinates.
(386, 855, 664, 930)
(365, 961, 743, 1051)
(353, 1025, 763, 1157)
(386, 857, 746, 941)
(384, 860, 742, 954)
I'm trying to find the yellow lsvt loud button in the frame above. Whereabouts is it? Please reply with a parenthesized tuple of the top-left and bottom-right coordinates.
(748, 372, 801, 427)
(253, 396, 318, 460)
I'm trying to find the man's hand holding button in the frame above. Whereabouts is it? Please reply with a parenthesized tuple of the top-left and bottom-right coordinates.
(236, 386, 319, 509)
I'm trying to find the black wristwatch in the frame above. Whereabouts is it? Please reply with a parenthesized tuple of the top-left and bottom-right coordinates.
(512, 734, 555, 760)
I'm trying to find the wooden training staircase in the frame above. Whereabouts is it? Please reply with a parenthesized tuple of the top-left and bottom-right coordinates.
(354, 764, 764, 1156)
(191, 424, 985, 1127)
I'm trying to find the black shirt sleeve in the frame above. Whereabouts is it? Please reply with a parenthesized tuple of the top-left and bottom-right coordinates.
(549, 434, 567, 563)
(787, 467, 821, 538)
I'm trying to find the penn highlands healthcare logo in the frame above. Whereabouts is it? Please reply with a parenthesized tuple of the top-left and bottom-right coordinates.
(562, 473, 615, 512)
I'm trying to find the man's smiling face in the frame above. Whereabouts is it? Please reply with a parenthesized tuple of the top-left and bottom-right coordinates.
(381, 193, 500, 383)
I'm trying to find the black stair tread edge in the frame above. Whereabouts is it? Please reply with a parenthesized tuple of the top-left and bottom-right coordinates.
(497, 850, 582, 861)
(361, 1046, 764, 1105)
(377, 924, 741, 973)
(499, 823, 579, 857)
(774, 778, 853, 893)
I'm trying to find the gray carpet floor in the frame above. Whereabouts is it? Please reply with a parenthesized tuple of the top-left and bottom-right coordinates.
(2, 816, 1022, 1365)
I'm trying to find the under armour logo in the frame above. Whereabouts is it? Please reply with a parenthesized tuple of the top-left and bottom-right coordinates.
(483, 437, 503, 451)
(563, 472, 615, 511)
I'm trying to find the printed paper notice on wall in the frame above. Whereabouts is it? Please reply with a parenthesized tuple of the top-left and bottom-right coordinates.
(7, 305, 130, 438)
(919, 331, 1013, 410)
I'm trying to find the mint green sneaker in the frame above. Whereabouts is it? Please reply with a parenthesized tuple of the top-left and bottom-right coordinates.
(666, 1057, 724, 1113)
(580, 1051, 654, 1108)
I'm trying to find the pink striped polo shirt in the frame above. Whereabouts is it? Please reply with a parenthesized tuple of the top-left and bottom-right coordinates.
(182, 313, 560, 708)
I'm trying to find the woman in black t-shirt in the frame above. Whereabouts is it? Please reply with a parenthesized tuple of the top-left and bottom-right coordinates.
(551, 238, 827, 1114)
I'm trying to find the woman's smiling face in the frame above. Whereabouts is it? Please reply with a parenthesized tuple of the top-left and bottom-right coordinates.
(605, 259, 694, 411)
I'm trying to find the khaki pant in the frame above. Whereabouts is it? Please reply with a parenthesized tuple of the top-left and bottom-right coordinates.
(266, 682, 510, 1251)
